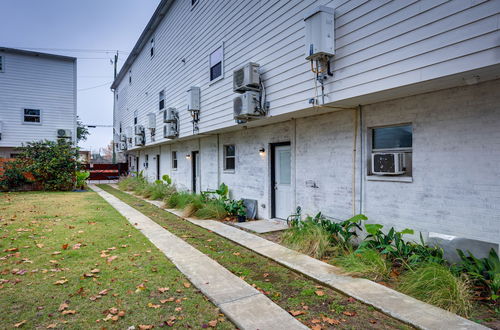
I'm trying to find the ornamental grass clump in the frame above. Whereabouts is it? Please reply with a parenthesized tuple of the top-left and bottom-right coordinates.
(282, 219, 332, 259)
(337, 249, 391, 281)
(194, 200, 228, 220)
(398, 263, 473, 317)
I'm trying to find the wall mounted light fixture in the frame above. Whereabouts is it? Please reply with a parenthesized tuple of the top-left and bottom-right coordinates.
(259, 147, 266, 157)
(186, 154, 191, 160)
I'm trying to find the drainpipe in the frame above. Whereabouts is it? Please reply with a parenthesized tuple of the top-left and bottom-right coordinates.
(352, 107, 358, 216)
(358, 105, 363, 215)
(217, 134, 220, 187)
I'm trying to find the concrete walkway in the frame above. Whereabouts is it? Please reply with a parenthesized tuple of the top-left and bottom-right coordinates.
(110, 185, 487, 330)
(90, 185, 307, 330)
(234, 219, 289, 233)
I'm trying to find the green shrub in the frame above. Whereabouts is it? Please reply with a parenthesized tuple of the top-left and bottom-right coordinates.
(283, 219, 332, 259)
(194, 200, 228, 220)
(10, 140, 78, 191)
(118, 172, 146, 191)
(453, 248, 499, 302)
(337, 249, 391, 281)
(0, 163, 31, 191)
(398, 263, 473, 317)
(75, 171, 90, 190)
(357, 224, 444, 268)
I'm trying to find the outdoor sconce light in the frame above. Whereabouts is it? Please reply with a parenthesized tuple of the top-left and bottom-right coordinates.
(259, 147, 266, 157)
(186, 154, 191, 160)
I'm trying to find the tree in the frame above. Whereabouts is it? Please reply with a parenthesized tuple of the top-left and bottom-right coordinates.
(77, 116, 89, 143)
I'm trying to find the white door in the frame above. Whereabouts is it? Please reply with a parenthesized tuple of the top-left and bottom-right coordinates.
(274, 145, 292, 219)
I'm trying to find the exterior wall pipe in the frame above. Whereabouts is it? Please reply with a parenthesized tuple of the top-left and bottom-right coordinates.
(358, 104, 363, 215)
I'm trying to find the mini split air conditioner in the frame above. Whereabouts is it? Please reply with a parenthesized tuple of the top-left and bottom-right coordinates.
(372, 152, 406, 175)
(57, 129, 72, 138)
(163, 107, 177, 123)
(120, 134, 127, 142)
(134, 125, 145, 135)
(134, 135, 145, 146)
(163, 122, 178, 139)
(233, 62, 260, 93)
(233, 91, 261, 120)
(119, 142, 127, 151)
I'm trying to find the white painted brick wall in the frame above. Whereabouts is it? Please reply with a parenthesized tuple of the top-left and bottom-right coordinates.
(134, 79, 500, 246)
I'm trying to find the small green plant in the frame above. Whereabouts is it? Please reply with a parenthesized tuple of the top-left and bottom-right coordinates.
(0, 163, 31, 191)
(398, 263, 473, 317)
(162, 174, 172, 185)
(283, 218, 332, 258)
(225, 199, 245, 216)
(357, 224, 443, 268)
(453, 248, 499, 302)
(75, 171, 90, 190)
(337, 249, 391, 281)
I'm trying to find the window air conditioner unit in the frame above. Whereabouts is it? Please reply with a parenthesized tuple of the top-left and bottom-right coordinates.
(233, 91, 262, 120)
(233, 62, 260, 93)
(134, 125, 145, 135)
(163, 122, 178, 139)
(57, 129, 72, 138)
(120, 133, 127, 142)
(372, 152, 405, 175)
(119, 142, 127, 151)
(134, 135, 145, 146)
(163, 107, 177, 123)
(147, 113, 156, 129)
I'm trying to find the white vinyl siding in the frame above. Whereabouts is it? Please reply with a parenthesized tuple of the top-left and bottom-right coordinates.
(0, 51, 76, 147)
(113, 0, 500, 150)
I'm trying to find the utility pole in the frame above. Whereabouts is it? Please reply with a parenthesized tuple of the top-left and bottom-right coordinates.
(112, 51, 118, 164)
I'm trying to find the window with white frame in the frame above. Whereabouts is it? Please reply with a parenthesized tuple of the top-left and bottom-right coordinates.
(159, 90, 165, 111)
(209, 45, 223, 82)
(23, 109, 41, 123)
(369, 124, 413, 177)
(150, 37, 155, 57)
(223, 145, 235, 171)
(171, 151, 177, 169)
(0, 55, 4, 72)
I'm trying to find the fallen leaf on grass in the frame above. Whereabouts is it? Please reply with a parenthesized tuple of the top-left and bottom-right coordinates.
(99, 289, 109, 295)
(289, 310, 306, 316)
(160, 297, 175, 303)
(108, 307, 119, 315)
(315, 290, 325, 296)
(107, 256, 118, 263)
(370, 319, 378, 324)
(208, 320, 218, 327)
(232, 252, 240, 256)
(311, 325, 322, 330)
(36, 244, 44, 248)
(46, 323, 57, 328)
(346, 297, 356, 303)
(52, 251, 61, 255)
(54, 279, 68, 285)
(61, 310, 76, 315)
(175, 307, 182, 312)
(147, 303, 161, 309)
(322, 317, 340, 325)
(62, 244, 69, 250)
(58, 303, 69, 311)
(72, 244, 82, 250)
(343, 311, 356, 317)
(311, 319, 321, 324)
(183, 282, 191, 288)
(138, 325, 153, 330)
(158, 287, 169, 293)
(90, 268, 100, 274)
(14, 320, 26, 328)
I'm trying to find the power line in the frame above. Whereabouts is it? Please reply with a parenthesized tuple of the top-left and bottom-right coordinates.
(78, 81, 113, 92)
(7, 47, 130, 54)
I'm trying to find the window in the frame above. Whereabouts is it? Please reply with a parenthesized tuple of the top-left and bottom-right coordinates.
(171, 151, 177, 169)
(23, 109, 41, 123)
(150, 37, 155, 57)
(224, 145, 235, 171)
(372, 125, 412, 150)
(119, 122, 122, 133)
(209, 45, 223, 82)
(134, 110, 138, 125)
(0, 55, 3, 72)
(369, 124, 413, 179)
(159, 90, 165, 110)
(145, 154, 149, 169)
(192, 0, 198, 7)
(129, 70, 132, 84)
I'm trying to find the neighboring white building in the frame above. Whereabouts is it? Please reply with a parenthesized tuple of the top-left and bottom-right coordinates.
(112, 0, 500, 250)
(0, 47, 77, 157)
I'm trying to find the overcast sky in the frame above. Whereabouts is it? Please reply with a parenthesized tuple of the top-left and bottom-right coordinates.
(1, 0, 161, 154)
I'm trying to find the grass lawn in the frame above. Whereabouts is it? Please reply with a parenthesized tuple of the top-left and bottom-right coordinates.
(100, 184, 413, 330)
(0, 191, 233, 329)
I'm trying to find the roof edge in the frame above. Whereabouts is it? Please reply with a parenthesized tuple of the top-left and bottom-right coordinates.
(0, 47, 76, 61)
(111, 0, 174, 90)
